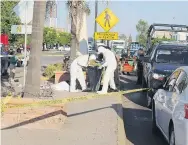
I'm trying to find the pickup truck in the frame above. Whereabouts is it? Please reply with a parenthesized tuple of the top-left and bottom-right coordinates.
(142, 42, 188, 108)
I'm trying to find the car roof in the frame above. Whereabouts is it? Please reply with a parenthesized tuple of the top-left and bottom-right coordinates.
(157, 43, 188, 49)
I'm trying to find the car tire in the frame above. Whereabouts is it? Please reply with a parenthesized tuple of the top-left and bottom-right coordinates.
(152, 101, 159, 134)
(122, 72, 126, 75)
(169, 125, 175, 145)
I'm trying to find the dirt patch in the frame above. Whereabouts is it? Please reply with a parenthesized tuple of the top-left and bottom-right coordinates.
(1, 100, 67, 130)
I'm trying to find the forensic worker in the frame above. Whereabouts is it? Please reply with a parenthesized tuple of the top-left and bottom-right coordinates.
(97, 46, 118, 94)
(70, 53, 96, 92)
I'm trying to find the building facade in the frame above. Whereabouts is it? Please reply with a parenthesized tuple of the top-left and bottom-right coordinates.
(172, 32, 188, 41)
(153, 31, 188, 41)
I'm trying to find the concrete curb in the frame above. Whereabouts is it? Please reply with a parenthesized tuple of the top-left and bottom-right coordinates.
(116, 95, 127, 145)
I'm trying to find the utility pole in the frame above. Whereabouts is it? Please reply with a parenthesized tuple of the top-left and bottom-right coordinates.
(106, 0, 110, 47)
(94, 0, 98, 50)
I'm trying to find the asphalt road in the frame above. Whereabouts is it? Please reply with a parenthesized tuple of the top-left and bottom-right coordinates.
(119, 74, 168, 145)
(40, 55, 64, 66)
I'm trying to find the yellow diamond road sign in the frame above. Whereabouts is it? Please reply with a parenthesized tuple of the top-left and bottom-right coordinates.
(96, 8, 119, 32)
(94, 32, 118, 40)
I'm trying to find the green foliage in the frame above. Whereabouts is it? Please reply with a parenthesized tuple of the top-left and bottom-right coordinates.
(1, 1, 21, 44)
(152, 37, 175, 46)
(43, 27, 71, 45)
(43, 27, 57, 44)
(57, 32, 71, 45)
(44, 63, 63, 78)
(136, 19, 149, 47)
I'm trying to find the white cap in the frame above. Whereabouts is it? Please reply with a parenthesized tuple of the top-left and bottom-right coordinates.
(89, 54, 96, 60)
(97, 46, 106, 54)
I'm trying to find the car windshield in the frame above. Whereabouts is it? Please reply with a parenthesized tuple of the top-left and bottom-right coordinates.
(156, 47, 188, 64)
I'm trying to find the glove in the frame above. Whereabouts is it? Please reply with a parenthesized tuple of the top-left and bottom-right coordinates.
(98, 65, 103, 69)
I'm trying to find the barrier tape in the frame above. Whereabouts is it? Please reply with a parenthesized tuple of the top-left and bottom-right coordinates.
(1, 88, 149, 112)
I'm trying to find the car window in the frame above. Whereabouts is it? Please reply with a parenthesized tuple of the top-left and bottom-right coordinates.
(175, 71, 188, 94)
(165, 70, 181, 92)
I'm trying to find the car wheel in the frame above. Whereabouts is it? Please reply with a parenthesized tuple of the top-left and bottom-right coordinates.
(122, 72, 126, 75)
(152, 101, 159, 134)
(169, 126, 175, 145)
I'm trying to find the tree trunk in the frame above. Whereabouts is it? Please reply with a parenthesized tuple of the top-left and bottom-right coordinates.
(67, 1, 79, 70)
(24, 1, 46, 98)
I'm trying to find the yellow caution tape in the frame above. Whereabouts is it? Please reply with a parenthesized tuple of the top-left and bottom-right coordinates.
(1, 88, 149, 112)
(1, 96, 12, 113)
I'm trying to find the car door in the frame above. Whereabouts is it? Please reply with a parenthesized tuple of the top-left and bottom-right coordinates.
(160, 70, 184, 136)
(143, 46, 156, 81)
(167, 71, 188, 143)
(155, 69, 181, 132)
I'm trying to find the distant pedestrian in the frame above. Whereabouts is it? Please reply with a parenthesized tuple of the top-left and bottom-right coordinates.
(9, 51, 18, 83)
(1, 45, 9, 76)
(136, 49, 144, 85)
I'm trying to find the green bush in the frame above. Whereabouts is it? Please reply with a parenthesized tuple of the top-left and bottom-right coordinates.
(44, 63, 63, 78)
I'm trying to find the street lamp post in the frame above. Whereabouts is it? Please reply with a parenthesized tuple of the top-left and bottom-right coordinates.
(94, 0, 98, 50)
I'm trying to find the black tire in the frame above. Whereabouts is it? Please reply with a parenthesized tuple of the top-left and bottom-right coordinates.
(169, 125, 175, 145)
(152, 101, 159, 134)
(122, 72, 126, 75)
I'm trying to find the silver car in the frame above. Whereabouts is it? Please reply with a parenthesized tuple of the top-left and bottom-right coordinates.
(152, 66, 188, 145)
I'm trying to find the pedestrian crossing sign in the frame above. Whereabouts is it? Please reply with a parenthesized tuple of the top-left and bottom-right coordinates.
(96, 8, 119, 32)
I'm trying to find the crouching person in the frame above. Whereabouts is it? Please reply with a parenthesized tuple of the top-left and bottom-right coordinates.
(70, 53, 96, 92)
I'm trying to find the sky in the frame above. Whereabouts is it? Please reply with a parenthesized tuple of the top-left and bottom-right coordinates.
(56, 1, 188, 41)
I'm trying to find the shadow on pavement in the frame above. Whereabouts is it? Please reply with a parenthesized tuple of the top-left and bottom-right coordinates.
(1, 110, 67, 130)
(1, 103, 123, 130)
(123, 108, 167, 145)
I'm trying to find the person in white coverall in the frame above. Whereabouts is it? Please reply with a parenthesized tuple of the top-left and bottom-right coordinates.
(70, 54, 96, 92)
(97, 46, 117, 94)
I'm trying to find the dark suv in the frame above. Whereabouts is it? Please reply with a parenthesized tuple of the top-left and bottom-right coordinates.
(142, 42, 188, 107)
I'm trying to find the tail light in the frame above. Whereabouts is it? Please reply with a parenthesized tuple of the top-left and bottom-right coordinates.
(184, 104, 188, 119)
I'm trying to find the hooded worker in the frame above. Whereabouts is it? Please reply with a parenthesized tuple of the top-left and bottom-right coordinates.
(97, 46, 118, 94)
(70, 53, 96, 92)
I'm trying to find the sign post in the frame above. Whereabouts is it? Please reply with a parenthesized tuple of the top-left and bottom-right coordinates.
(23, 2, 28, 88)
(13, 0, 34, 91)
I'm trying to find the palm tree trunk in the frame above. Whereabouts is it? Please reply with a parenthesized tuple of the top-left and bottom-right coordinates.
(24, 1, 46, 97)
(67, 1, 79, 69)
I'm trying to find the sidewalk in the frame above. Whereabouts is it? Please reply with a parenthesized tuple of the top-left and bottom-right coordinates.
(1, 91, 126, 145)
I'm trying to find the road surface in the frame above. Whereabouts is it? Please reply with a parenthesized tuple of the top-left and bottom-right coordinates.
(41, 55, 64, 66)
(119, 74, 168, 145)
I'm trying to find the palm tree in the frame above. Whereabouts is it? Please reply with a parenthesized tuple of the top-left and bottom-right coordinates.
(24, 1, 46, 97)
(66, 1, 90, 66)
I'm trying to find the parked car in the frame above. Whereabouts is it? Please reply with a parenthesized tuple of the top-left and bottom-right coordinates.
(142, 42, 188, 108)
(152, 66, 188, 145)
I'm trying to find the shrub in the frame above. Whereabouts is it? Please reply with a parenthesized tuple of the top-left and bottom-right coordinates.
(44, 63, 63, 78)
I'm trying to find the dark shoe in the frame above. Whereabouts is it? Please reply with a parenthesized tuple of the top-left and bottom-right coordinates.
(82, 88, 92, 92)
(108, 88, 119, 92)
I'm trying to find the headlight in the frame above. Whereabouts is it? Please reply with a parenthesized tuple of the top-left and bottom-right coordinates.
(152, 73, 165, 80)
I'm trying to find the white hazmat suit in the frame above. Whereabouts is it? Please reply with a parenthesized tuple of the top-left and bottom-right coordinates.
(97, 46, 117, 94)
(70, 54, 96, 92)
